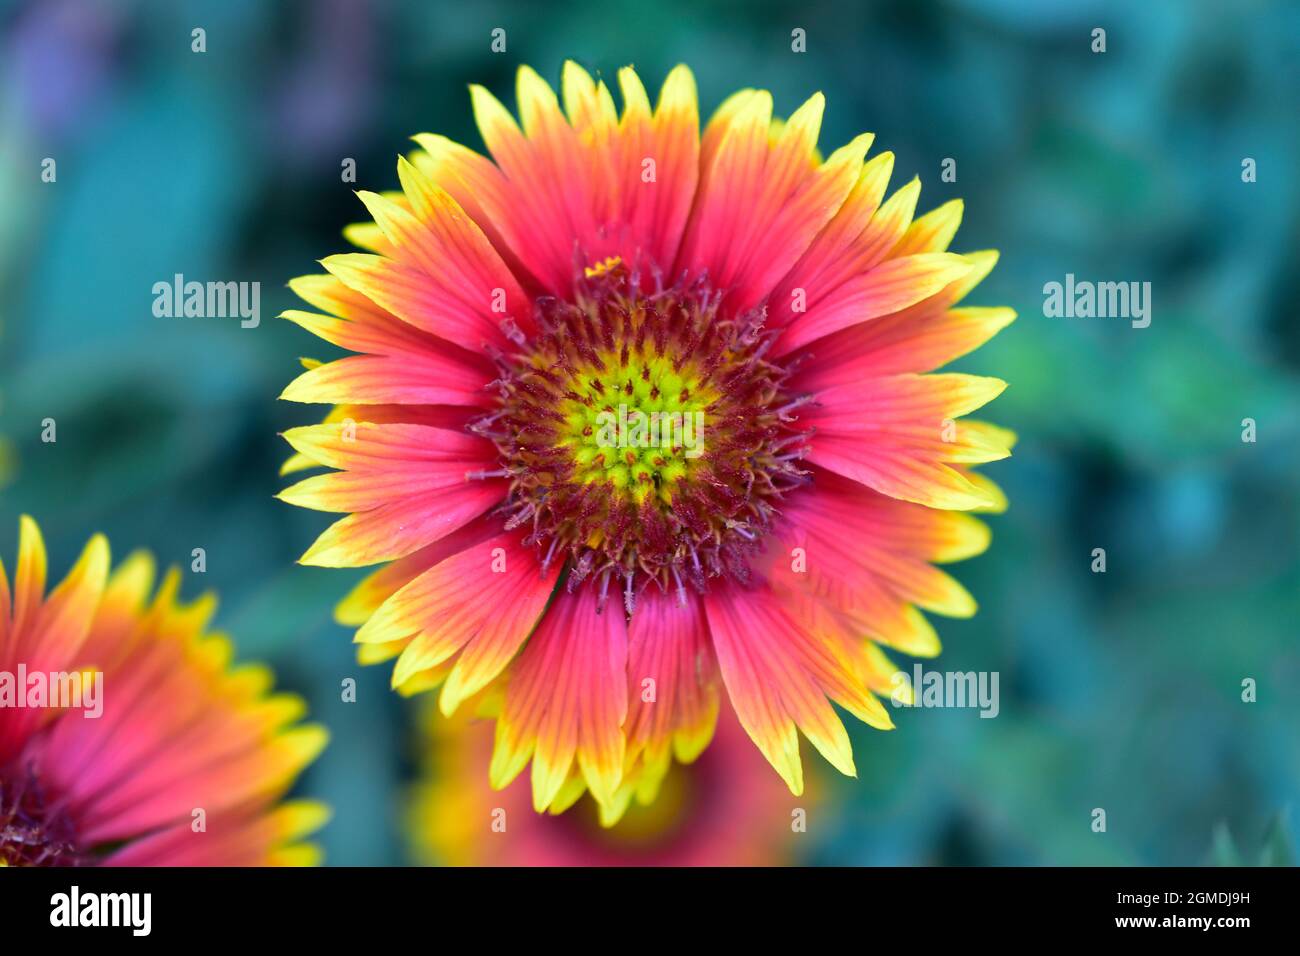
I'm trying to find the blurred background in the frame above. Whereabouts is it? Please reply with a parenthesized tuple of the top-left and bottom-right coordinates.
(1, 0, 1297, 865)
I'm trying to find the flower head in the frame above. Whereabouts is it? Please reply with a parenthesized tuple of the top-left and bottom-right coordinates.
(280, 63, 1013, 820)
(0, 517, 328, 865)
(410, 709, 810, 866)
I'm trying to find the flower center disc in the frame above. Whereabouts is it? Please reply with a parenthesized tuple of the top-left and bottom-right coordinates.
(0, 768, 84, 867)
(479, 259, 812, 612)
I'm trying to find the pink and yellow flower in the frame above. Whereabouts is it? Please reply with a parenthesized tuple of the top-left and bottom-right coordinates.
(280, 63, 1013, 822)
(0, 517, 328, 866)
(410, 708, 812, 866)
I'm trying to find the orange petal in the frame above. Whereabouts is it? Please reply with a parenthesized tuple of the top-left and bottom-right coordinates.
(492, 588, 627, 811)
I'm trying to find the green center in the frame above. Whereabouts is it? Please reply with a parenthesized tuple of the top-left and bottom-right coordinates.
(552, 350, 717, 503)
(486, 260, 812, 600)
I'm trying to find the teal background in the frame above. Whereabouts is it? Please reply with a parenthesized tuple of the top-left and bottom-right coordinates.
(1, 0, 1297, 865)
